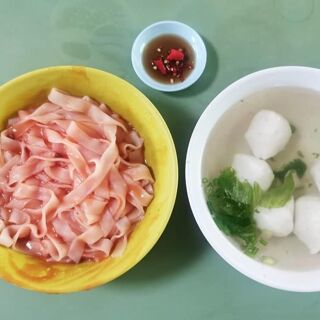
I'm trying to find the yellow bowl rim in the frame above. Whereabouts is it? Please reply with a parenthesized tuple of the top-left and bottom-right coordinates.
(0, 65, 179, 293)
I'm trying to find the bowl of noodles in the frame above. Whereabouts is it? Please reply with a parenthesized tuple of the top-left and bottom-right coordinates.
(0, 66, 178, 293)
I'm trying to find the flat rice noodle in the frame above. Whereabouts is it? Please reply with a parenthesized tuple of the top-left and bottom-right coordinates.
(59, 210, 85, 234)
(79, 224, 104, 245)
(90, 238, 112, 255)
(111, 236, 127, 258)
(0, 131, 20, 152)
(0, 227, 14, 247)
(123, 174, 153, 207)
(128, 183, 153, 207)
(95, 176, 110, 199)
(10, 120, 35, 138)
(108, 166, 127, 219)
(64, 111, 95, 123)
(0, 88, 154, 263)
(127, 208, 144, 224)
(61, 139, 118, 210)
(44, 166, 72, 184)
(3, 151, 13, 161)
(103, 125, 117, 142)
(46, 234, 68, 261)
(81, 197, 106, 224)
(128, 148, 144, 163)
(9, 209, 30, 225)
(48, 88, 91, 113)
(12, 225, 32, 243)
(6, 198, 34, 210)
(0, 208, 10, 220)
(76, 121, 105, 139)
(83, 95, 99, 107)
(0, 224, 39, 248)
(87, 106, 126, 131)
(7, 116, 20, 126)
(0, 219, 5, 232)
(68, 238, 85, 263)
(51, 119, 71, 132)
(49, 89, 126, 130)
(9, 158, 52, 185)
(13, 183, 50, 202)
(100, 211, 115, 237)
(45, 128, 89, 177)
(26, 102, 60, 117)
(114, 216, 131, 239)
(105, 197, 122, 218)
(122, 164, 154, 183)
(144, 183, 154, 194)
(52, 217, 76, 243)
(126, 193, 144, 216)
(78, 146, 100, 162)
(37, 190, 60, 238)
(26, 135, 46, 149)
(18, 110, 31, 119)
(0, 155, 20, 182)
(20, 142, 29, 163)
(66, 121, 108, 153)
(22, 239, 47, 257)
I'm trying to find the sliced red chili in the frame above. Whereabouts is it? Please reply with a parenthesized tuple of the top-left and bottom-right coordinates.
(153, 59, 167, 75)
(166, 49, 184, 61)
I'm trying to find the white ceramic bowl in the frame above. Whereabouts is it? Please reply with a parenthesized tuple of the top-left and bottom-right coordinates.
(186, 66, 320, 292)
(131, 20, 207, 92)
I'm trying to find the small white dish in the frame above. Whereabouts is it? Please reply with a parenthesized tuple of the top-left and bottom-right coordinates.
(131, 20, 207, 92)
(185, 66, 320, 292)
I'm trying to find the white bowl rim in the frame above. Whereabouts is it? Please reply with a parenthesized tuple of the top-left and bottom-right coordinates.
(185, 66, 320, 292)
(131, 20, 207, 92)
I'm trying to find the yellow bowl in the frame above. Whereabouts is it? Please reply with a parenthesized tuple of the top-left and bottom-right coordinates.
(0, 66, 178, 293)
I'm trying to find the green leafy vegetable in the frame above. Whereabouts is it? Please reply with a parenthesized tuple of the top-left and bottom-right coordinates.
(203, 168, 261, 256)
(274, 158, 307, 182)
(204, 160, 303, 256)
(259, 238, 268, 246)
(259, 172, 295, 208)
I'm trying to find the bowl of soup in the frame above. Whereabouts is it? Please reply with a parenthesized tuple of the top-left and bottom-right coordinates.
(186, 66, 320, 292)
(0, 66, 178, 293)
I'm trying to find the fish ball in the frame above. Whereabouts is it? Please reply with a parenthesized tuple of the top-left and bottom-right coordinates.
(245, 110, 292, 160)
(232, 153, 274, 191)
(254, 197, 294, 237)
(294, 195, 320, 254)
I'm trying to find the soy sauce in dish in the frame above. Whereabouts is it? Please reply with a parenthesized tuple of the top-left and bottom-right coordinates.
(142, 34, 195, 84)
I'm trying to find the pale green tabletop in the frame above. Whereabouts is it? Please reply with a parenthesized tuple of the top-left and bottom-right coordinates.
(0, 0, 319, 319)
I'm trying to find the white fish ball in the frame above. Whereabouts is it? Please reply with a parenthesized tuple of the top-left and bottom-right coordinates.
(310, 160, 320, 192)
(294, 195, 320, 254)
(254, 197, 294, 237)
(245, 109, 292, 160)
(232, 153, 274, 191)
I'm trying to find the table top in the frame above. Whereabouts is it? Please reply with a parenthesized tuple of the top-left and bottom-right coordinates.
(1, 0, 320, 319)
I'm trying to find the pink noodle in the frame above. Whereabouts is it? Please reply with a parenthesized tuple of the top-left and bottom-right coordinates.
(0, 88, 154, 263)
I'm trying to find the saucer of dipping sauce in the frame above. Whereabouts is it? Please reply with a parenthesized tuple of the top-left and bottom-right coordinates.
(131, 21, 207, 92)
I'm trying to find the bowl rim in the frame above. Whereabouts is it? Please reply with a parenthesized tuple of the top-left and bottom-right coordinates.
(185, 66, 320, 292)
(131, 20, 207, 92)
(0, 65, 179, 293)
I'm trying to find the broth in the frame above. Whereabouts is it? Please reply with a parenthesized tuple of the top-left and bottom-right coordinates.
(202, 87, 320, 270)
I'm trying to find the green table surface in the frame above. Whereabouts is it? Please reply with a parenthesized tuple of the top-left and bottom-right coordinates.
(1, 0, 320, 319)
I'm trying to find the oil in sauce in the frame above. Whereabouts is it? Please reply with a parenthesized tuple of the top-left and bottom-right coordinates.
(142, 34, 195, 84)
